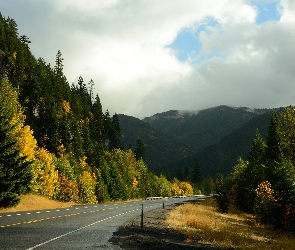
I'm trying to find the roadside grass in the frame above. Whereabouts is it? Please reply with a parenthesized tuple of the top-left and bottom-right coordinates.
(166, 198, 295, 249)
(0, 194, 142, 213)
(0, 194, 75, 213)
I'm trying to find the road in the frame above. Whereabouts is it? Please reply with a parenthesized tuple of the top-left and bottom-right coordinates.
(0, 196, 203, 249)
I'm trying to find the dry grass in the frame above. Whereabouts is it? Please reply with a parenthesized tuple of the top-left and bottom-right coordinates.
(0, 195, 140, 213)
(0, 194, 75, 213)
(166, 199, 295, 249)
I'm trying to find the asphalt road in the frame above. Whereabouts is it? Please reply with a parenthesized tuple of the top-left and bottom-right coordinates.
(0, 196, 204, 249)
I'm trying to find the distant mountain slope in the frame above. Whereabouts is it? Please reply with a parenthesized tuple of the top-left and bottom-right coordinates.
(164, 111, 272, 178)
(143, 105, 269, 150)
(119, 106, 272, 176)
(118, 114, 194, 173)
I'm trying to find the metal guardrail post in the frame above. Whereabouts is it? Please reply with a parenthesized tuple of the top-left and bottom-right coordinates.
(141, 204, 143, 228)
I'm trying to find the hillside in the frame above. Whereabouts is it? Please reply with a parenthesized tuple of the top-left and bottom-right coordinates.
(120, 106, 272, 177)
(1, 13, 188, 207)
(118, 114, 194, 173)
(143, 105, 269, 150)
(164, 111, 272, 177)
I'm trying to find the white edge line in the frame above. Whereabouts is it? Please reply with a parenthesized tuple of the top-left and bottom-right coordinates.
(26, 217, 105, 250)
(25, 206, 139, 250)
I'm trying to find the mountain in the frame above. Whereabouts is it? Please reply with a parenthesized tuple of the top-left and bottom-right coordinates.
(163, 111, 272, 178)
(119, 105, 272, 177)
(143, 105, 269, 150)
(118, 114, 194, 173)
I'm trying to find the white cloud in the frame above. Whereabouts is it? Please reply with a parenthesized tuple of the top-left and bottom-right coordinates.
(1, 0, 295, 118)
(280, 0, 295, 22)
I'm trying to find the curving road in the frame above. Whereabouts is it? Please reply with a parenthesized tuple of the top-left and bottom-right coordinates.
(0, 196, 203, 249)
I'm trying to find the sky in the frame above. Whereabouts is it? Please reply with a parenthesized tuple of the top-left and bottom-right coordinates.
(1, 0, 295, 118)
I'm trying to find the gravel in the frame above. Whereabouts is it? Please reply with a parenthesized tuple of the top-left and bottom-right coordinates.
(110, 203, 230, 250)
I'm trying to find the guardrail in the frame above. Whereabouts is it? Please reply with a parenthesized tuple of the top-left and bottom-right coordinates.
(145, 197, 163, 200)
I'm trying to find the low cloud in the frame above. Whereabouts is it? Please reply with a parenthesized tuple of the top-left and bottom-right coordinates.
(1, 0, 294, 118)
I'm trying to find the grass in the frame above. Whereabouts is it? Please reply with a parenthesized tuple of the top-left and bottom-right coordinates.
(0, 194, 141, 213)
(0, 194, 75, 213)
(166, 198, 295, 249)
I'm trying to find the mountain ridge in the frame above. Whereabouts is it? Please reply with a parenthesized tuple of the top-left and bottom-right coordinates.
(119, 105, 273, 177)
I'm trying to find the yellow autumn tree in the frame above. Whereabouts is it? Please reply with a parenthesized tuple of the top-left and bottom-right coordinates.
(14, 125, 37, 162)
(57, 172, 79, 202)
(171, 178, 182, 196)
(0, 79, 37, 162)
(0, 79, 24, 124)
(31, 148, 59, 199)
(78, 171, 97, 204)
(179, 181, 194, 196)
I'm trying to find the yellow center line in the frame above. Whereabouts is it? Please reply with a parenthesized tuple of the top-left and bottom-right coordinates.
(0, 208, 103, 228)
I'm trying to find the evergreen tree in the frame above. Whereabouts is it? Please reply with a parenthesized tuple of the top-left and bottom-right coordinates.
(103, 110, 112, 148)
(95, 168, 109, 203)
(265, 160, 295, 228)
(103, 111, 123, 150)
(214, 174, 231, 213)
(192, 160, 203, 184)
(234, 131, 267, 212)
(92, 94, 104, 139)
(248, 130, 267, 167)
(280, 106, 295, 167)
(0, 115, 32, 207)
(183, 167, 192, 182)
(266, 111, 284, 163)
(110, 113, 124, 149)
(134, 139, 145, 161)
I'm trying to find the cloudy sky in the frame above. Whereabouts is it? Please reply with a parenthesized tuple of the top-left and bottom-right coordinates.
(1, 0, 295, 118)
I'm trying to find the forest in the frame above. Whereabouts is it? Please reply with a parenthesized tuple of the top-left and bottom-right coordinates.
(215, 108, 295, 232)
(0, 13, 194, 208)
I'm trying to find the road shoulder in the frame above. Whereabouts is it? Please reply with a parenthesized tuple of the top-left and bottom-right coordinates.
(110, 203, 226, 249)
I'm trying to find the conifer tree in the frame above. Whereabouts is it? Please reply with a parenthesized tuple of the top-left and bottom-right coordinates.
(95, 168, 109, 202)
(280, 106, 295, 167)
(109, 113, 124, 149)
(92, 94, 104, 138)
(0, 79, 34, 206)
(192, 160, 203, 184)
(248, 130, 267, 167)
(266, 111, 284, 163)
(134, 139, 145, 161)
(234, 131, 267, 212)
(0, 114, 32, 207)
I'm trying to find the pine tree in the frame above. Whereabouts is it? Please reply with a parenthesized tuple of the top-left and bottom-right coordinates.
(234, 131, 267, 212)
(214, 174, 231, 213)
(134, 139, 145, 161)
(92, 94, 104, 138)
(110, 113, 124, 149)
(266, 111, 284, 163)
(95, 168, 109, 203)
(0, 115, 32, 207)
(248, 130, 267, 166)
(280, 106, 295, 167)
(103, 110, 124, 149)
(192, 160, 203, 184)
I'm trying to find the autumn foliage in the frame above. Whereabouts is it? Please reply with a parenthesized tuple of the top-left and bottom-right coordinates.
(0, 14, 196, 207)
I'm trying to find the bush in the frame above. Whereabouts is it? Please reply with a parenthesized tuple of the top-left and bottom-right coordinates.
(214, 175, 231, 213)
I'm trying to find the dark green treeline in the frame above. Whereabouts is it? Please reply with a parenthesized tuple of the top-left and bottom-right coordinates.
(215, 108, 295, 232)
